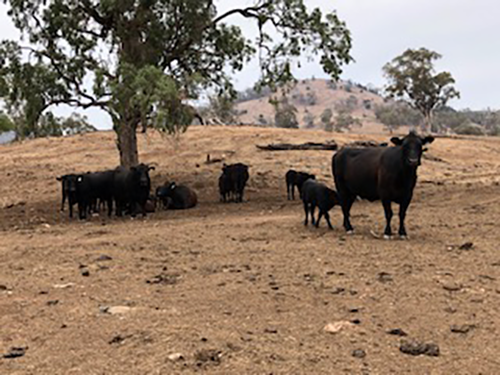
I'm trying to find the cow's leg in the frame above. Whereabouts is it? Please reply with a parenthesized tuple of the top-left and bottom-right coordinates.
(287, 184, 291, 200)
(107, 199, 113, 217)
(398, 201, 411, 239)
(382, 200, 393, 239)
(303, 201, 309, 226)
(340, 194, 355, 233)
(315, 209, 323, 228)
(310, 204, 317, 226)
(325, 211, 334, 230)
(61, 191, 66, 212)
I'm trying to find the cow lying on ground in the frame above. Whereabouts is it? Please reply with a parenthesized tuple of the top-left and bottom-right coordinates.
(332, 131, 434, 238)
(301, 179, 340, 229)
(219, 163, 249, 203)
(285, 170, 316, 200)
(156, 182, 197, 209)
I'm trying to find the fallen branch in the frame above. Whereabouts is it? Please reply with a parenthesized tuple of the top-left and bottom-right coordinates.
(256, 141, 338, 151)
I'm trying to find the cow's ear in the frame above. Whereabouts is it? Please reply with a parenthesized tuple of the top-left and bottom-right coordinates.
(422, 136, 434, 145)
(422, 147, 429, 153)
(390, 137, 403, 146)
(148, 166, 155, 171)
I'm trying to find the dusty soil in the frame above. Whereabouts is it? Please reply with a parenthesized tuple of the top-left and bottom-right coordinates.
(1, 126, 500, 374)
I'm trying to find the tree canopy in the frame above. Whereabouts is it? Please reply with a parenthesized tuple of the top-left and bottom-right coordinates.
(383, 48, 460, 133)
(0, 0, 353, 166)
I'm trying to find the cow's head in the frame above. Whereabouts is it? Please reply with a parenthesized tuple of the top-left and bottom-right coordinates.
(58, 174, 79, 193)
(391, 131, 434, 167)
(132, 163, 152, 188)
(156, 182, 176, 198)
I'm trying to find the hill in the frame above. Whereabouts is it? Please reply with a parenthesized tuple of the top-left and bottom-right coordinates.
(235, 79, 388, 133)
(1, 127, 500, 374)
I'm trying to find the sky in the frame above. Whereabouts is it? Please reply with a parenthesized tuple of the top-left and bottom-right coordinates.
(1, 0, 499, 129)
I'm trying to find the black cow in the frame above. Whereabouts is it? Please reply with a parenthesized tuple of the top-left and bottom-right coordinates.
(332, 131, 434, 238)
(156, 182, 198, 209)
(74, 170, 115, 219)
(301, 179, 340, 229)
(56, 174, 79, 218)
(219, 163, 249, 203)
(218, 172, 232, 202)
(113, 164, 155, 217)
(285, 170, 316, 200)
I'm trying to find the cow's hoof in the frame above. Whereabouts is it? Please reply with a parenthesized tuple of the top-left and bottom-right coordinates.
(346, 230, 354, 235)
(383, 234, 392, 240)
(399, 235, 409, 240)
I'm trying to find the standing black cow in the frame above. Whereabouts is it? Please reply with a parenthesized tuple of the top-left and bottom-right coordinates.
(219, 163, 249, 203)
(156, 182, 198, 209)
(113, 164, 155, 217)
(332, 131, 434, 238)
(75, 170, 115, 219)
(285, 170, 316, 200)
(218, 172, 232, 202)
(56, 174, 79, 218)
(301, 179, 340, 229)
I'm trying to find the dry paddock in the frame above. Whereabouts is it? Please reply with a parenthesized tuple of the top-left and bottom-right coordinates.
(1, 126, 500, 374)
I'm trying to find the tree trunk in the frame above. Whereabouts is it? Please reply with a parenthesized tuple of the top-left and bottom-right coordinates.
(422, 111, 432, 134)
(116, 120, 139, 167)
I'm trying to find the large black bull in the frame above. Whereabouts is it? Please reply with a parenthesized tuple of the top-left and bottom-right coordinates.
(332, 131, 434, 238)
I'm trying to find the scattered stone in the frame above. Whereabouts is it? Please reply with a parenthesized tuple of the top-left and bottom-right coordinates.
(400, 340, 440, 357)
(352, 349, 366, 358)
(47, 300, 59, 306)
(324, 321, 355, 334)
(387, 328, 408, 337)
(109, 334, 132, 345)
(101, 306, 133, 315)
(378, 272, 393, 283)
(330, 287, 346, 295)
(0, 284, 8, 291)
(96, 255, 113, 262)
(459, 242, 474, 250)
(264, 328, 278, 334)
(442, 282, 462, 292)
(53, 283, 75, 289)
(451, 324, 476, 334)
(194, 349, 222, 366)
(146, 273, 179, 285)
(351, 319, 361, 325)
(167, 353, 184, 362)
(349, 308, 360, 313)
(201, 337, 208, 342)
(81, 269, 90, 277)
(3, 347, 27, 359)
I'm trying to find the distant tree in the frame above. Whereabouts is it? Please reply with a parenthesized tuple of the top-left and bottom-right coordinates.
(327, 80, 338, 90)
(362, 99, 372, 110)
(1, 1, 353, 166)
(60, 113, 97, 136)
(207, 94, 239, 124)
(0, 111, 14, 133)
(256, 114, 268, 126)
(303, 110, 316, 128)
(320, 108, 333, 131)
(374, 102, 423, 133)
(334, 112, 360, 132)
(271, 96, 299, 129)
(383, 48, 460, 133)
(454, 122, 485, 136)
(306, 91, 318, 106)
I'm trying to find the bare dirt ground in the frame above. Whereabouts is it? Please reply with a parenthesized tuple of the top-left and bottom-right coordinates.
(1, 126, 500, 374)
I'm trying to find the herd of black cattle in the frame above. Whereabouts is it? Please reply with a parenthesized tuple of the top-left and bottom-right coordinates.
(57, 131, 434, 238)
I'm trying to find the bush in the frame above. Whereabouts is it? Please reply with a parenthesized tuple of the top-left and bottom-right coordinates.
(454, 122, 485, 136)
